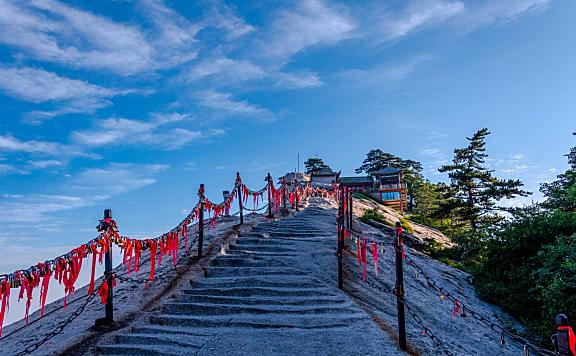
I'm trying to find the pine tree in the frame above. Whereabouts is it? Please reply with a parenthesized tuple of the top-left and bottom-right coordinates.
(304, 157, 329, 175)
(355, 149, 423, 211)
(437, 128, 530, 230)
(540, 132, 576, 211)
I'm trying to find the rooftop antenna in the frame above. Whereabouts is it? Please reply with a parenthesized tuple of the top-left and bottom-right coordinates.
(297, 153, 300, 173)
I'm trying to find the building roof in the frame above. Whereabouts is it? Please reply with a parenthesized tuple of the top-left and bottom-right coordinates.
(338, 176, 373, 185)
(312, 167, 337, 176)
(373, 167, 401, 175)
(281, 172, 311, 183)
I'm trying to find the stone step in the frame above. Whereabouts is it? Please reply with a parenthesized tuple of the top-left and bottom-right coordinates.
(149, 313, 367, 329)
(115, 333, 207, 348)
(169, 294, 345, 306)
(189, 275, 323, 289)
(204, 266, 306, 277)
(224, 250, 299, 258)
(234, 237, 297, 245)
(161, 302, 354, 315)
(210, 257, 286, 267)
(98, 343, 194, 356)
(131, 325, 214, 337)
(227, 244, 298, 252)
(179, 286, 335, 297)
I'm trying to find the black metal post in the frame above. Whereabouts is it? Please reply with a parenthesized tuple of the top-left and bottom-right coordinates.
(267, 173, 273, 218)
(104, 209, 113, 325)
(198, 184, 205, 258)
(337, 187, 344, 290)
(349, 189, 353, 231)
(295, 179, 300, 212)
(282, 178, 287, 214)
(395, 221, 407, 351)
(223, 191, 230, 216)
(345, 187, 350, 229)
(237, 172, 244, 225)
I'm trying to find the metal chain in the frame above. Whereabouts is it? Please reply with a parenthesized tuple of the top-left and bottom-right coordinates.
(402, 254, 555, 356)
(402, 299, 455, 356)
(339, 256, 453, 355)
(15, 291, 98, 356)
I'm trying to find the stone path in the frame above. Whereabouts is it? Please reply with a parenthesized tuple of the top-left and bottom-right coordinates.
(97, 207, 403, 355)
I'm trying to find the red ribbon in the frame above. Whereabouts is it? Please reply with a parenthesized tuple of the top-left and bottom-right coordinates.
(453, 299, 461, 318)
(149, 240, 157, 281)
(371, 243, 379, 276)
(0, 279, 10, 338)
(39, 266, 51, 317)
(98, 280, 109, 304)
(361, 239, 367, 282)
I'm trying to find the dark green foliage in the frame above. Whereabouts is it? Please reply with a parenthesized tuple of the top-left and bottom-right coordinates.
(359, 208, 393, 226)
(437, 128, 530, 230)
(473, 210, 576, 336)
(355, 149, 423, 212)
(304, 157, 329, 175)
(540, 132, 576, 212)
(473, 133, 576, 341)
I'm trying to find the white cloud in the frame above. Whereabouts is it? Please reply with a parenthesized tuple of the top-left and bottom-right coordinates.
(28, 159, 66, 169)
(257, 0, 354, 62)
(197, 90, 273, 118)
(377, 0, 464, 40)
(0, 66, 119, 103)
(274, 71, 322, 89)
(202, 0, 255, 40)
(421, 148, 442, 157)
(71, 114, 202, 150)
(186, 57, 266, 84)
(0, 194, 91, 223)
(340, 54, 434, 86)
(459, 0, 553, 30)
(0, 134, 60, 154)
(0, 162, 168, 224)
(139, 0, 200, 68)
(0, 0, 154, 75)
(72, 162, 169, 196)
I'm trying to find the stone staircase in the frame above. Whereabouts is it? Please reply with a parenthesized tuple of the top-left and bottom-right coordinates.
(97, 207, 402, 355)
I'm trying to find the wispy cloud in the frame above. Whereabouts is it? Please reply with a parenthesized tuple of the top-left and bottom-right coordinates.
(376, 0, 464, 41)
(197, 90, 273, 118)
(0, 0, 154, 75)
(72, 162, 169, 196)
(340, 54, 434, 86)
(458, 0, 553, 30)
(0, 162, 168, 224)
(0, 66, 121, 103)
(71, 114, 202, 150)
(257, 0, 354, 63)
(185, 56, 266, 84)
(420, 148, 442, 157)
(202, 0, 255, 41)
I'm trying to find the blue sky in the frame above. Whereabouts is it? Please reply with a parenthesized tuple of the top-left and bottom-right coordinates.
(0, 0, 575, 274)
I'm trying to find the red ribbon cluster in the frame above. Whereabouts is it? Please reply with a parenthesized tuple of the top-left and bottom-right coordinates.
(0, 173, 274, 338)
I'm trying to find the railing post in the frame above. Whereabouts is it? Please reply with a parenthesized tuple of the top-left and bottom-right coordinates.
(345, 186, 350, 229)
(223, 191, 230, 216)
(337, 187, 344, 290)
(395, 221, 407, 351)
(282, 177, 287, 214)
(237, 172, 244, 225)
(349, 188, 353, 231)
(95, 208, 115, 330)
(266, 173, 273, 218)
(294, 178, 300, 212)
(198, 184, 205, 258)
(104, 209, 113, 325)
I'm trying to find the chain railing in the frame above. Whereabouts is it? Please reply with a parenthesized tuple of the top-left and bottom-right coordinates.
(0, 171, 285, 355)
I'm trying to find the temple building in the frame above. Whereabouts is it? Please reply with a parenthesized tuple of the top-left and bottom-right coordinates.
(338, 167, 407, 212)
